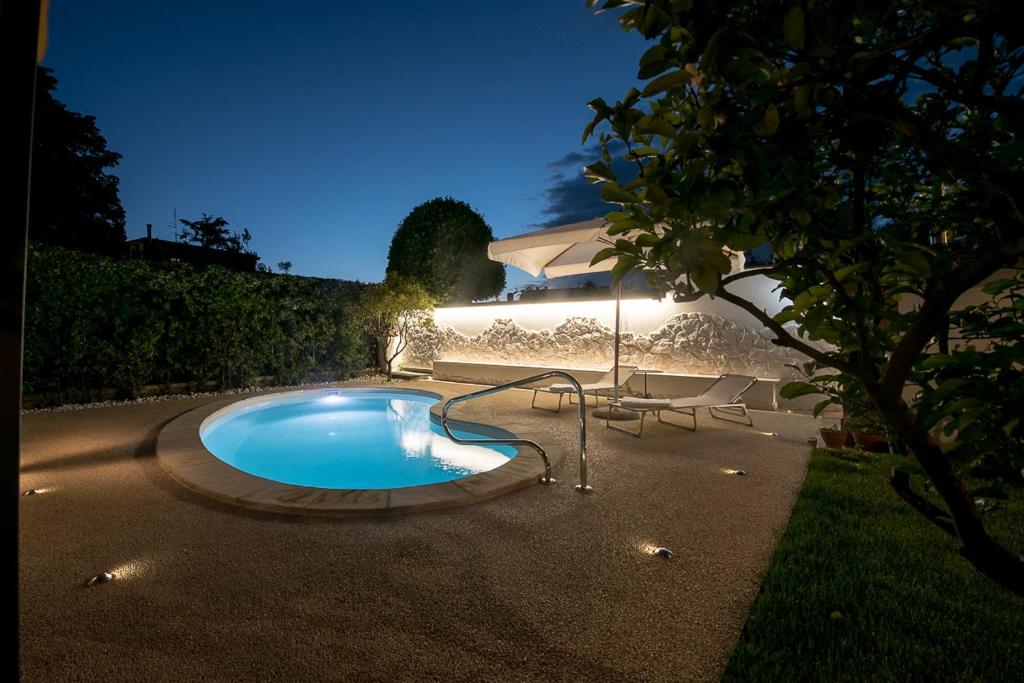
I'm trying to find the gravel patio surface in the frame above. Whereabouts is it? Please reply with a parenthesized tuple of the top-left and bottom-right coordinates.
(19, 379, 815, 682)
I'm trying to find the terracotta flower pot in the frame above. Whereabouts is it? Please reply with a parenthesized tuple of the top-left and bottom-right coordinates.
(819, 428, 850, 450)
(853, 431, 889, 453)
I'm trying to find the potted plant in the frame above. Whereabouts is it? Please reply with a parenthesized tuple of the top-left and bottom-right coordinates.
(818, 419, 851, 449)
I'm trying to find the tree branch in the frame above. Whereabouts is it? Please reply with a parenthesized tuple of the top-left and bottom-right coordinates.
(879, 235, 1024, 397)
(713, 287, 858, 374)
(720, 265, 786, 286)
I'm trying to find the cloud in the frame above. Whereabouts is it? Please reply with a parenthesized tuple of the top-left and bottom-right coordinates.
(545, 150, 588, 169)
(537, 143, 632, 228)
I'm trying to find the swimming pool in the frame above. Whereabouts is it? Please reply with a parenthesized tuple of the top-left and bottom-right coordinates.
(199, 388, 517, 489)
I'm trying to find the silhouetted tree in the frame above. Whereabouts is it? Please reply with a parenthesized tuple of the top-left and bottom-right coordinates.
(29, 66, 126, 256)
(358, 275, 434, 380)
(386, 197, 505, 304)
(277, 261, 292, 274)
(177, 214, 256, 256)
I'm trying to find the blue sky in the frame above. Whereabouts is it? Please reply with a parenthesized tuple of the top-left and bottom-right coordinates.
(42, 0, 649, 289)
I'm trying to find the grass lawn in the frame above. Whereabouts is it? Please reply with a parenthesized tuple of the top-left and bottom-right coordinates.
(723, 448, 1024, 682)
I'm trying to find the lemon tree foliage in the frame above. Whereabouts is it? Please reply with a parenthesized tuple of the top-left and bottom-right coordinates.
(585, 0, 1023, 594)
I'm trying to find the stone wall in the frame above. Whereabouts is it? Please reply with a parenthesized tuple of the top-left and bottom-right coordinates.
(402, 312, 808, 379)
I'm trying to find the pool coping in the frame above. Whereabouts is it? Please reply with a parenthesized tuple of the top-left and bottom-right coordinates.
(157, 386, 564, 516)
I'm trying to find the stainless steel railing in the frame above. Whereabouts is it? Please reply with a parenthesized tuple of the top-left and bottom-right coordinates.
(440, 371, 592, 492)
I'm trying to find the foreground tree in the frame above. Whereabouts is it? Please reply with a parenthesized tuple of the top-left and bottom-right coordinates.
(178, 213, 256, 256)
(387, 197, 506, 303)
(358, 275, 434, 380)
(585, 0, 1023, 594)
(29, 67, 126, 256)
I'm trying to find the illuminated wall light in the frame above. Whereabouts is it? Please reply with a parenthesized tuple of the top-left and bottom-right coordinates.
(652, 547, 674, 559)
(724, 468, 747, 476)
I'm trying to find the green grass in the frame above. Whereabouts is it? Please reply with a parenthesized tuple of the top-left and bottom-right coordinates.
(722, 449, 1024, 683)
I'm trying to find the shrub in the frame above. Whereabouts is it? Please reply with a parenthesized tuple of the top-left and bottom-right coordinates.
(23, 244, 369, 402)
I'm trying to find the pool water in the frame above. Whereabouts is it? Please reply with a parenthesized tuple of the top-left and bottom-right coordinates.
(200, 389, 516, 489)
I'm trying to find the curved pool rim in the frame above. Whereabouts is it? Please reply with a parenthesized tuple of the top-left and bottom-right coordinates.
(157, 386, 556, 516)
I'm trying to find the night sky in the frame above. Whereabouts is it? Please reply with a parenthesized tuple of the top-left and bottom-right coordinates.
(42, 1, 649, 288)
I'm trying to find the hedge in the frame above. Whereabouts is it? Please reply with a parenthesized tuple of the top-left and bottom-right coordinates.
(24, 243, 369, 403)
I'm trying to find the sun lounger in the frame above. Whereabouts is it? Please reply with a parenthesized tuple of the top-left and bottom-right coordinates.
(606, 374, 758, 436)
(531, 365, 638, 413)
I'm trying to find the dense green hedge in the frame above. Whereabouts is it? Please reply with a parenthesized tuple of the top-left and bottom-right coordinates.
(24, 244, 369, 402)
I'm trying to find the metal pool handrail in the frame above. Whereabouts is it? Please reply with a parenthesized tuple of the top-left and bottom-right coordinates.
(440, 371, 592, 492)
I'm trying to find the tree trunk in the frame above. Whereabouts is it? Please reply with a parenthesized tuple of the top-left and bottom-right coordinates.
(873, 392, 1024, 597)
(385, 359, 392, 382)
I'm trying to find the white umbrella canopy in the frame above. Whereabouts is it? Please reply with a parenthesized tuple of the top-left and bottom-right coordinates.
(488, 218, 634, 412)
(486, 218, 616, 279)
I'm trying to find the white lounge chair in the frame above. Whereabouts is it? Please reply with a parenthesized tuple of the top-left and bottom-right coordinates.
(531, 366, 639, 413)
(606, 374, 758, 437)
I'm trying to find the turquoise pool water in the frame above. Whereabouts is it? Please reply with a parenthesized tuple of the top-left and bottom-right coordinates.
(200, 389, 516, 489)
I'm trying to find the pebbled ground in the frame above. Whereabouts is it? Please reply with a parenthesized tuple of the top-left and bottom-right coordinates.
(19, 379, 815, 682)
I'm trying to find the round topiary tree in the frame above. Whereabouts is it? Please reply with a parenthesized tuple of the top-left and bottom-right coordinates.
(386, 197, 506, 304)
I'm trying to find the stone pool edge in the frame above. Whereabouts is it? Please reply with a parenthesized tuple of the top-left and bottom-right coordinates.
(157, 389, 564, 517)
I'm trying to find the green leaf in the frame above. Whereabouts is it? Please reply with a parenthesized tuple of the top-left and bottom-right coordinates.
(957, 407, 987, 431)
(697, 106, 715, 130)
(835, 263, 868, 282)
(583, 161, 617, 183)
(794, 84, 813, 118)
(638, 44, 671, 79)
(936, 378, 969, 395)
(628, 146, 660, 159)
(635, 115, 676, 138)
(921, 354, 956, 369)
(901, 251, 932, 278)
(754, 104, 780, 137)
(981, 277, 1019, 296)
(641, 69, 692, 97)
(706, 250, 733, 274)
(780, 381, 821, 400)
(790, 208, 811, 226)
(590, 247, 618, 267)
(606, 220, 638, 235)
(635, 233, 660, 248)
(611, 254, 639, 282)
(691, 265, 719, 293)
(643, 184, 668, 204)
(783, 7, 805, 50)
(722, 230, 766, 251)
(601, 183, 639, 205)
(812, 398, 835, 417)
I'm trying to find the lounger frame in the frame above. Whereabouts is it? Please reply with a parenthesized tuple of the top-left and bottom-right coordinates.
(605, 374, 758, 437)
(530, 366, 638, 413)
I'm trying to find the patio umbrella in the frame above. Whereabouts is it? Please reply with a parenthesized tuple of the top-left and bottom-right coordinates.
(487, 218, 634, 416)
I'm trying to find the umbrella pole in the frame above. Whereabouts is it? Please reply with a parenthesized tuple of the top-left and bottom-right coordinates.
(594, 280, 638, 421)
(613, 280, 621, 402)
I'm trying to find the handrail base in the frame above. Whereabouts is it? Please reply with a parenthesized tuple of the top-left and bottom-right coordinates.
(574, 484, 594, 493)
